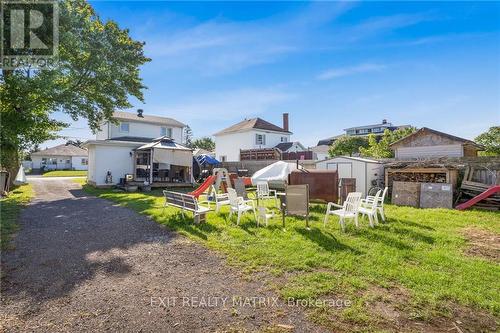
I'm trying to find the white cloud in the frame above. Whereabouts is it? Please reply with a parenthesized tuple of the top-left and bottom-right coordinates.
(317, 63, 387, 80)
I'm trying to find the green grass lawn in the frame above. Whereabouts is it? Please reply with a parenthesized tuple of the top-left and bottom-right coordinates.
(0, 184, 33, 250)
(42, 170, 87, 177)
(81, 184, 500, 331)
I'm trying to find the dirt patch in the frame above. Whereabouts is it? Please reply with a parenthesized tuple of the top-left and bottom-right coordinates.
(463, 227, 500, 263)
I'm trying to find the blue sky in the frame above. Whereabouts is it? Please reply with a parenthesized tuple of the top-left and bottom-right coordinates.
(49, 1, 500, 148)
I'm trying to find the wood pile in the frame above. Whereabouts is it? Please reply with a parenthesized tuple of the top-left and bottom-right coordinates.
(458, 167, 500, 210)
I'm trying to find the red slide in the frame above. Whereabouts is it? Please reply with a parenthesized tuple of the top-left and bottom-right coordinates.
(189, 175, 216, 198)
(456, 185, 500, 210)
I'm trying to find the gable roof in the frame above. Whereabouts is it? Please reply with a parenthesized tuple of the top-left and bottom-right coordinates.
(214, 117, 292, 136)
(32, 144, 87, 157)
(112, 111, 186, 127)
(389, 127, 482, 148)
(274, 141, 305, 152)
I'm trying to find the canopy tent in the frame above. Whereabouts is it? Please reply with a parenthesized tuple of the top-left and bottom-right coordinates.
(136, 137, 192, 167)
(135, 137, 193, 184)
(251, 161, 297, 185)
(195, 154, 220, 166)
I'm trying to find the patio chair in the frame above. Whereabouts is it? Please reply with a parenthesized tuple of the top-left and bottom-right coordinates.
(234, 178, 249, 200)
(281, 184, 310, 229)
(257, 206, 274, 227)
(257, 181, 278, 207)
(227, 188, 256, 225)
(324, 192, 362, 232)
(361, 186, 388, 221)
(200, 185, 230, 213)
(358, 190, 382, 228)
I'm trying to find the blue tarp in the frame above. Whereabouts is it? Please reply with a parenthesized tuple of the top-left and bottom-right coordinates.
(196, 154, 220, 166)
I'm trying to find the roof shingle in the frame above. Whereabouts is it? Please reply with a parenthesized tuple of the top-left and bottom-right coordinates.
(112, 111, 186, 127)
(31, 144, 88, 157)
(214, 117, 291, 136)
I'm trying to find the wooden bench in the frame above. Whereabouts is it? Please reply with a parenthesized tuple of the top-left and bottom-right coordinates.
(163, 191, 210, 224)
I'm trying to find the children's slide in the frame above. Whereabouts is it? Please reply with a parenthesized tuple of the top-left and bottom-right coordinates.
(456, 185, 500, 210)
(189, 175, 216, 198)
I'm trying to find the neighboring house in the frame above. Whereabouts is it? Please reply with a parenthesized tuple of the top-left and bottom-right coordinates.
(83, 110, 189, 186)
(214, 113, 292, 162)
(318, 119, 410, 146)
(31, 144, 88, 171)
(311, 145, 330, 161)
(275, 141, 306, 153)
(316, 156, 382, 197)
(390, 127, 483, 160)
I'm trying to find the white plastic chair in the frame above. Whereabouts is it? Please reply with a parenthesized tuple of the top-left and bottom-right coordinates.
(257, 206, 274, 227)
(361, 186, 388, 221)
(201, 185, 230, 213)
(359, 190, 382, 228)
(256, 181, 278, 207)
(324, 192, 362, 232)
(227, 188, 256, 225)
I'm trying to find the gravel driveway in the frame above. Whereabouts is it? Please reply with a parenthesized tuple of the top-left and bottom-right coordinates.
(1, 178, 322, 332)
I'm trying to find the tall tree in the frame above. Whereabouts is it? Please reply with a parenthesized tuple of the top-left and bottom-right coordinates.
(184, 126, 193, 147)
(192, 137, 215, 151)
(328, 136, 368, 157)
(475, 126, 500, 156)
(0, 0, 150, 181)
(360, 127, 417, 158)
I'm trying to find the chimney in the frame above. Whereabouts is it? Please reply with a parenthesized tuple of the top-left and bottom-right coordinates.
(283, 113, 289, 132)
(382, 119, 387, 124)
(137, 109, 144, 118)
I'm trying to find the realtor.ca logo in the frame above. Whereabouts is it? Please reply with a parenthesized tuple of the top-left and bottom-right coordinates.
(1, 0, 59, 69)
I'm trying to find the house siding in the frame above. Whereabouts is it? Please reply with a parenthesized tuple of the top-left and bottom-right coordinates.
(395, 144, 463, 159)
(87, 143, 140, 185)
(316, 157, 381, 196)
(107, 121, 183, 142)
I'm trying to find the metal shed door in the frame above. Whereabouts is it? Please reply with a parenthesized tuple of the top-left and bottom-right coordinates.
(326, 162, 352, 178)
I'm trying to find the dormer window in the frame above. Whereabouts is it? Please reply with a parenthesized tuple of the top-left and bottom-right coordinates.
(161, 127, 172, 138)
(120, 122, 130, 133)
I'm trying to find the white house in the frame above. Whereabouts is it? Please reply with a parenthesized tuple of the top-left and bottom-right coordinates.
(214, 113, 292, 162)
(316, 156, 382, 196)
(83, 110, 190, 186)
(31, 144, 88, 171)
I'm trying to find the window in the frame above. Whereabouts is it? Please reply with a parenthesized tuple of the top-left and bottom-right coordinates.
(120, 122, 130, 132)
(66, 159, 71, 164)
(42, 158, 57, 165)
(81, 158, 88, 165)
(220, 156, 227, 162)
(255, 134, 266, 145)
(281, 136, 288, 143)
(161, 127, 173, 138)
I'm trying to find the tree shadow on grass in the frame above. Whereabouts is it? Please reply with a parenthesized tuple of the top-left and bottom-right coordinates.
(296, 228, 362, 255)
(396, 218, 435, 231)
(355, 227, 414, 251)
(386, 225, 435, 245)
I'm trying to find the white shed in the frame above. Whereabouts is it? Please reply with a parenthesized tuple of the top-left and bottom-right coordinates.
(316, 156, 382, 196)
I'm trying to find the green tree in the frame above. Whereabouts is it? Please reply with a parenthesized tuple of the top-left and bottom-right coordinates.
(360, 127, 417, 158)
(475, 126, 500, 156)
(192, 137, 215, 151)
(329, 136, 368, 157)
(0, 0, 150, 181)
(184, 125, 193, 147)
